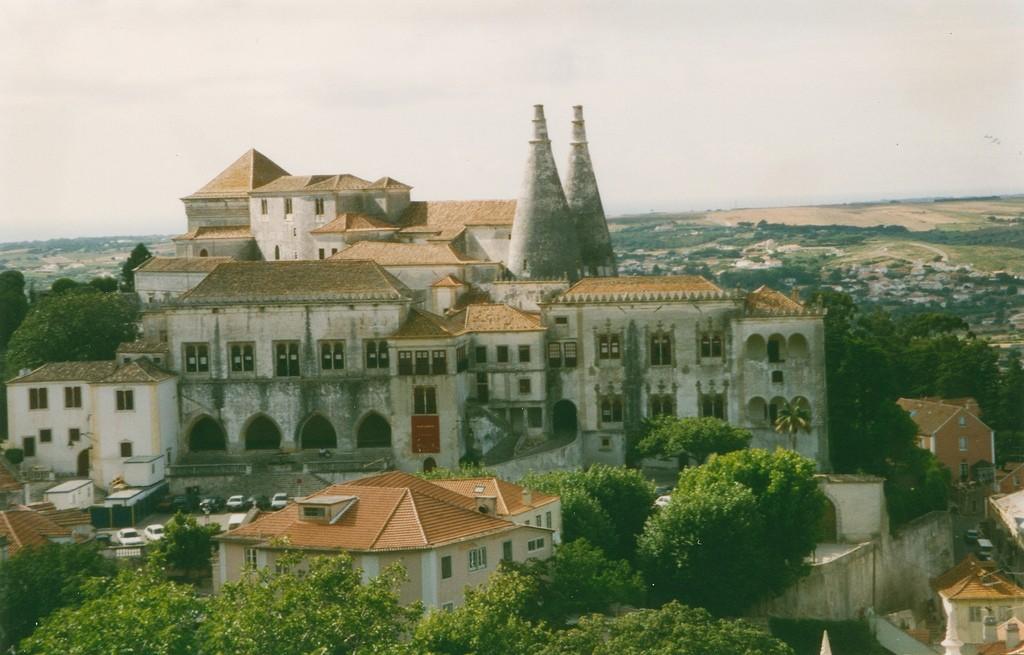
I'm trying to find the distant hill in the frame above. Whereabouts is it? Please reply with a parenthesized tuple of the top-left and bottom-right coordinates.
(0, 235, 174, 290)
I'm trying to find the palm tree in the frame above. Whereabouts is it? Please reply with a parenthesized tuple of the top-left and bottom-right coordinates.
(774, 400, 812, 451)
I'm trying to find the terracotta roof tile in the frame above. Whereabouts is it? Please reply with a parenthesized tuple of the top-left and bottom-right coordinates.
(366, 176, 412, 190)
(186, 149, 290, 199)
(0, 510, 71, 556)
(447, 304, 544, 333)
(430, 478, 558, 515)
(116, 340, 169, 354)
(746, 285, 807, 315)
(96, 359, 175, 384)
(330, 241, 478, 266)
(390, 308, 455, 339)
(431, 275, 464, 288)
(932, 554, 1024, 600)
(397, 200, 516, 240)
(897, 398, 963, 435)
(172, 225, 252, 241)
(0, 464, 21, 494)
(8, 361, 118, 384)
(558, 275, 724, 302)
(135, 256, 231, 273)
(309, 213, 398, 234)
(252, 174, 372, 194)
(178, 260, 410, 304)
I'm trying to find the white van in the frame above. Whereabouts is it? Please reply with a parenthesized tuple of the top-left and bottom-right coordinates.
(977, 538, 994, 560)
(227, 513, 247, 532)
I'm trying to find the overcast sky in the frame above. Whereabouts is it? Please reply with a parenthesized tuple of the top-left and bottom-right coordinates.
(1, 0, 1022, 241)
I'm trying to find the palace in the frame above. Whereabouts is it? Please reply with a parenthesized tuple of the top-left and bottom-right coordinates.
(7, 106, 828, 488)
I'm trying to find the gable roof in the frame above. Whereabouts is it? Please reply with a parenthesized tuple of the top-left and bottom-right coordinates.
(172, 225, 253, 241)
(330, 241, 479, 266)
(397, 200, 517, 240)
(95, 359, 175, 384)
(431, 274, 464, 288)
(220, 471, 535, 552)
(309, 213, 398, 234)
(135, 256, 231, 273)
(897, 398, 964, 435)
(746, 285, 808, 315)
(7, 359, 174, 385)
(932, 554, 1024, 601)
(177, 260, 410, 305)
(251, 174, 372, 194)
(556, 275, 725, 303)
(366, 176, 412, 190)
(0, 510, 72, 556)
(390, 308, 455, 339)
(447, 303, 544, 333)
(186, 149, 290, 199)
(429, 477, 558, 515)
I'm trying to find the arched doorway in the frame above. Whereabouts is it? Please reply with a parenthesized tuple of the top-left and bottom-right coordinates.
(77, 448, 90, 477)
(356, 413, 391, 448)
(188, 416, 227, 451)
(552, 400, 578, 436)
(245, 415, 281, 450)
(423, 457, 437, 473)
(198, 249, 208, 258)
(819, 497, 839, 542)
(300, 414, 337, 449)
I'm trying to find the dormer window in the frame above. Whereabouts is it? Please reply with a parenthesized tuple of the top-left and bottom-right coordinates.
(302, 506, 326, 519)
(297, 495, 357, 524)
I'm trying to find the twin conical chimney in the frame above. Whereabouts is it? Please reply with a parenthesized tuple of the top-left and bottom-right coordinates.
(507, 105, 582, 281)
(565, 106, 617, 276)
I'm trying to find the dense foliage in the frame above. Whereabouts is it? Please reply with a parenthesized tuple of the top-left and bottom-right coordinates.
(147, 512, 221, 578)
(637, 416, 752, 465)
(0, 270, 28, 350)
(120, 243, 152, 291)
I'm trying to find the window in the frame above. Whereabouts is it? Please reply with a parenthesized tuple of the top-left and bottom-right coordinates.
(650, 333, 672, 366)
(547, 343, 562, 368)
(649, 394, 674, 417)
(969, 606, 982, 622)
(260, 198, 268, 215)
(39, 428, 51, 443)
(275, 341, 300, 377)
(415, 350, 430, 375)
(771, 370, 784, 383)
(548, 342, 578, 368)
(598, 334, 621, 360)
(302, 506, 326, 519)
(502, 540, 513, 562)
(116, 390, 134, 411)
(497, 345, 510, 363)
(64, 386, 82, 408)
(456, 346, 468, 372)
(563, 342, 577, 367)
(184, 343, 209, 373)
(700, 334, 724, 359)
(527, 538, 545, 552)
(69, 428, 81, 443)
(1000, 606, 1012, 621)
(331, 248, 338, 255)
(535, 514, 542, 525)
(23, 437, 35, 457)
(398, 351, 414, 376)
(475, 346, 487, 363)
(476, 373, 489, 402)
(601, 436, 611, 449)
(767, 338, 783, 363)
(468, 546, 487, 572)
(365, 340, 389, 369)
(519, 378, 532, 394)
(527, 407, 543, 428)
(959, 415, 967, 427)
(284, 198, 293, 215)
(318, 248, 325, 260)
(600, 396, 624, 423)
(554, 316, 568, 325)
(245, 548, 258, 568)
(314, 198, 325, 215)
(120, 441, 133, 458)
(700, 393, 724, 420)
(518, 345, 531, 363)
(29, 388, 47, 410)
(959, 436, 968, 452)
(545, 511, 552, 529)
(441, 602, 454, 612)
(960, 461, 969, 480)
(432, 350, 447, 375)
(441, 555, 452, 579)
(320, 341, 345, 371)
(230, 343, 255, 373)
(414, 387, 437, 415)
(274, 245, 280, 260)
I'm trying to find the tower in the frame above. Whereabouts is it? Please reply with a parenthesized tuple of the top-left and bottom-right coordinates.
(507, 105, 582, 281)
(564, 105, 617, 277)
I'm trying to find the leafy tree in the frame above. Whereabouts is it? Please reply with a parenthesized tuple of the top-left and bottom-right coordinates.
(121, 243, 153, 292)
(199, 553, 420, 655)
(17, 567, 200, 655)
(556, 489, 618, 555)
(0, 543, 116, 649)
(87, 276, 119, 293)
(0, 270, 28, 350)
(4, 287, 138, 378)
(637, 416, 751, 465)
(773, 401, 811, 451)
(49, 277, 80, 294)
(542, 601, 794, 655)
(148, 512, 220, 578)
(411, 567, 550, 655)
(510, 539, 644, 624)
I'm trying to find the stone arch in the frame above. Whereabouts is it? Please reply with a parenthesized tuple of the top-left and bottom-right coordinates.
(767, 333, 787, 363)
(745, 334, 766, 360)
(188, 415, 227, 451)
(198, 249, 209, 258)
(552, 400, 578, 435)
(792, 395, 811, 414)
(788, 333, 809, 359)
(747, 397, 768, 426)
(274, 245, 281, 261)
(356, 412, 391, 448)
(299, 414, 337, 449)
(423, 457, 437, 473)
(77, 448, 91, 477)
(819, 496, 839, 542)
(244, 414, 282, 450)
(768, 396, 787, 425)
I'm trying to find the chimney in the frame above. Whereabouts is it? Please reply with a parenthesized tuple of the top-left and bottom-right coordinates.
(1008, 621, 1020, 649)
(984, 614, 998, 643)
(564, 105, 617, 278)
(475, 496, 498, 515)
(507, 105, 582, 281)
(522, 487, 533, 507)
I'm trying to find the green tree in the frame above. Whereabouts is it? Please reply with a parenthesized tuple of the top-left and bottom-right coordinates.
(542, 601, 795, 655)
(121, 243, 153, 292)
(18, 568, 200, 655)
(87, 276, 119, 293)
(0, 543, 116, 649)
(773, 401, 811, 451)
(49, 277, 80, 294)
(411, 567, 550, 655)
(0, 270, 28, 350)
(148, 512, 220, 579)
(638, 416, 752, 465)
(199, 553, 420, 655)
(4, 287, 138, 378)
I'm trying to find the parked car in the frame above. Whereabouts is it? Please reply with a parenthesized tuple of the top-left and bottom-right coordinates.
(171, 495, 196, 513)
(249, 495, 271, 511)
(654, 495, 672, 508)
(965, 528, 980, 544)
(270, 493, 289, 510)
(199, 496, 225, 513)
(94, 532, 112, 546)
(113, 528, 145, 546)
(226, 495, 250, 511)
(143, 524, 165, 542)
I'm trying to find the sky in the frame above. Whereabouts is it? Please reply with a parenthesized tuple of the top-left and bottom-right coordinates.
(0, 0, 1022, 242)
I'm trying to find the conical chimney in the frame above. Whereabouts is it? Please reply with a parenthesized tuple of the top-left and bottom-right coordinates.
(564, 105, 617, 277)
(507, 105, 582, 281)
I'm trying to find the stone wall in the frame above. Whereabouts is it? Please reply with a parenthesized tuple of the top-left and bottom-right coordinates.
(490, 435, 583, 482)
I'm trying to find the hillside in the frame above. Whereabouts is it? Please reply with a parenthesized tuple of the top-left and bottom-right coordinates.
(0, 236, 174, 290)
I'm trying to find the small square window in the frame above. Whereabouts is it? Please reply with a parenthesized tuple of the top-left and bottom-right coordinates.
(496, 345, 510, 363)
(39, 429, 52, 443)
(519, 378, 531, 394)
(475, 346, 487, 364)
(120, 441, 133, 458)
(116, 390, 134, 411)
(468, 546, 487, 572)
(771, 370, 784, 383)
(442, 602, 454, 612)
(554, 316, 568, 325)
(518, 345, 531, 363)
(69, 428, 81, 443)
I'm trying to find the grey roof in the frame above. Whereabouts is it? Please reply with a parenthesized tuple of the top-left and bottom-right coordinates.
(8, 359, 174, 385)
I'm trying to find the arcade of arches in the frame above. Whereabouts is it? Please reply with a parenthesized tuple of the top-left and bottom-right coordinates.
(357, 413, 392, 448)
(300, 415, 337, 449)
(188, 416, 227, 451)
(245, 415, 282, 450)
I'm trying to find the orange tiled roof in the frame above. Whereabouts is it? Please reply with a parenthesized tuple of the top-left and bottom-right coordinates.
(172, 225, 253, 241)
(397, 200, 516, 240)
(185, 149, 290, 199)
(0, 510, 71, 556)
(932, 554, 1024, 601)
(447, 303, 544, 333)
(390, 308, 455, 340)
(430, 477, 558, 515)
(251, 174, 373, 194)
(330, 241, 479, 266)
(366, 176, 411, 190)
(135, 256, 231, 273)
(557, 275, 724, 302)
(117, 340, 169, 354)
(431, 275, 464, 288)
(0, 464, 21, 495)
(8, 359, 173, 385)
(746, 285, 807, 314)
(309, 213, 398, 234)
(897, 398, 964, 435)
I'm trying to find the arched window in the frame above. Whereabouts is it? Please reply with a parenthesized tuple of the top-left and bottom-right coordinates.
(188, 416, 227, 451)
(650, 332, 672, 366)
(274, 245, 281, 261)
(747, 397, 768, 425)
(649, 394, 675, 418)
(356, 413, 392, 448)
(198, 249, 208, 258)
(299, 415, 337, 449)
(552, 400, 578, 435)
(245, 415, 281, 450)
(767, 334, 787, 363)
(788, 334, 809, 359)
(768, 397, 787, 425)
(745, 334, 766, 360)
